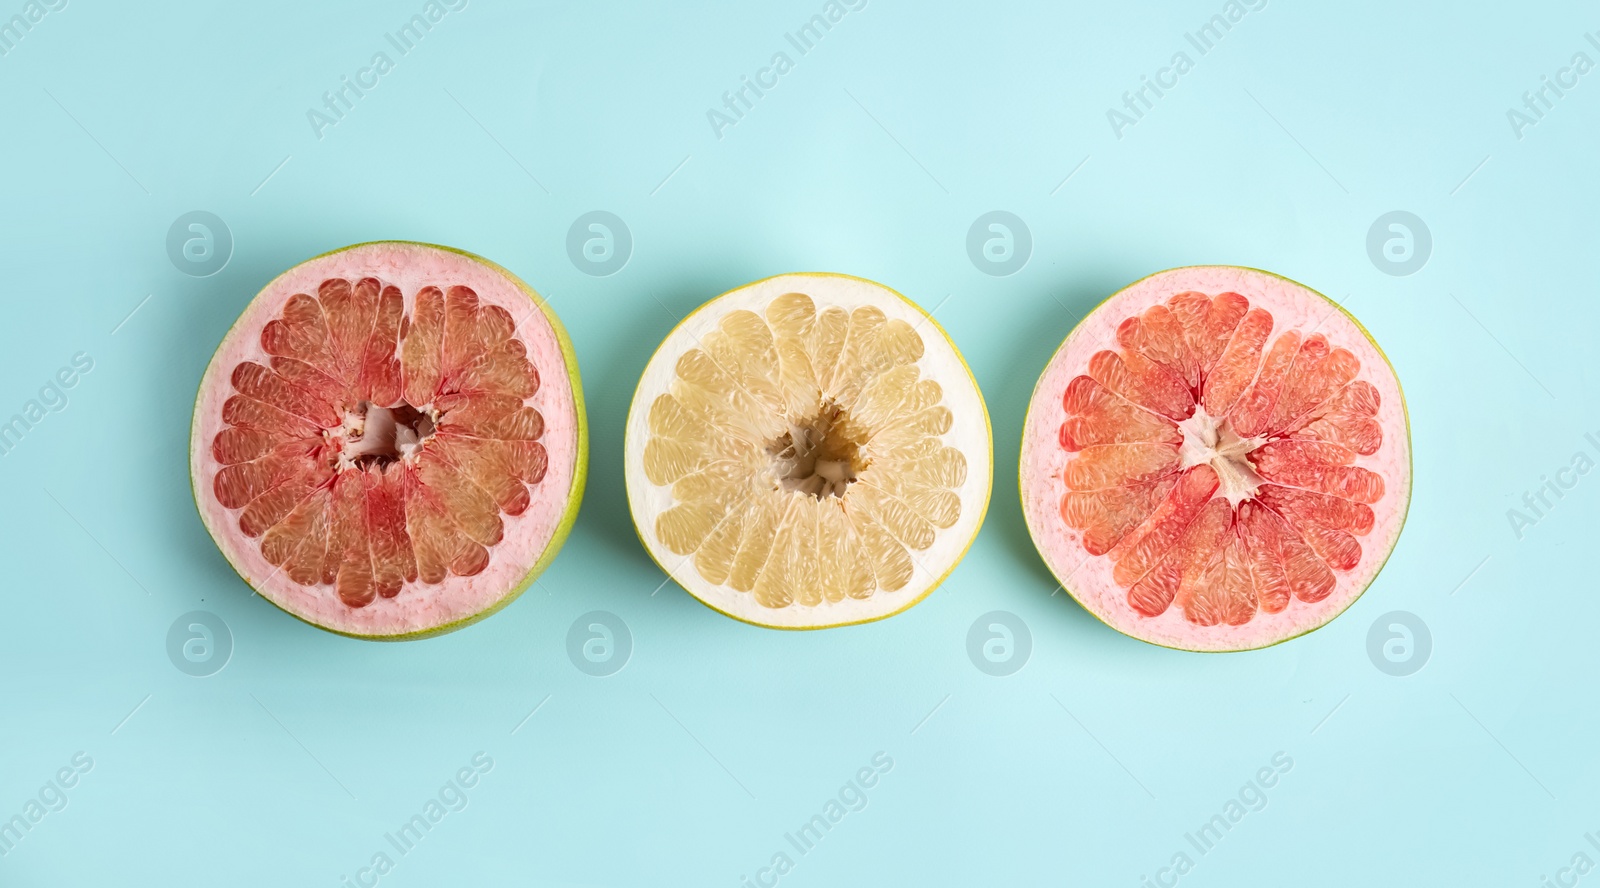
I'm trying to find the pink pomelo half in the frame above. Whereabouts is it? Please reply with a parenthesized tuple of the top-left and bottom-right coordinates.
(190, 242, 587, 639)
(1020, 267, 1410, 652)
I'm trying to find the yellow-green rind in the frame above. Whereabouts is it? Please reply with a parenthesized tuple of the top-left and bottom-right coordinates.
(1018, 265, 1411, 653)
(626, 271, 993, 631)
(188, 241, 589, 641)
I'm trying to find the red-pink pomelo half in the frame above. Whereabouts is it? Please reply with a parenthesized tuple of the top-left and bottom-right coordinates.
(1020, 267, 1410, 651)
(190, 242, 587, 639)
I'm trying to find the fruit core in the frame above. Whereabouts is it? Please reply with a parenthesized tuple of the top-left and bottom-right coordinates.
(1175, 407, 1263, 507)
(768, 401, 866, 498)
(336, 401, 437, 470)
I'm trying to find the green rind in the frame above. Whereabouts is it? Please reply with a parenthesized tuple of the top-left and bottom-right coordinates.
(625, 271, 993, 631)
(1017, 265, 1412, 653)
(188, 240, 588, 641)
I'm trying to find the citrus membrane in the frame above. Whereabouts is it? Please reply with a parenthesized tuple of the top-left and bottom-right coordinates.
(190, 242, 586, 639)
(1020, 267, 1409, 651)
(625, 273, 992, 629)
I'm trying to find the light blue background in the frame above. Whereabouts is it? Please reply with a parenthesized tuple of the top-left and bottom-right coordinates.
(1, 0, 1595, 885)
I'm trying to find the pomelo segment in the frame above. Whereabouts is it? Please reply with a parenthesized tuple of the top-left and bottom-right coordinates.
(190, 242, 587, 639)
(625, 273, 992, 629)
(1020, 267, 1409, 651)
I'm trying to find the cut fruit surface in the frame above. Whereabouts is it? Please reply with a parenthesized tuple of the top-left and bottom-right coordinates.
(625, 273, 992, 629)
(1020, 267, 1409, 651)
(190, 242, 586, 639)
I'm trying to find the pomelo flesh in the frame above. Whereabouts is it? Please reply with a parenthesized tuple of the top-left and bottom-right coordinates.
(1020, 267, 1409, 651)
(190, 242, 586, 639)
(625, 273, 992, 629)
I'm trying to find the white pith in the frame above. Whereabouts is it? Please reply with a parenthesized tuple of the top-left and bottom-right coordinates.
(770, 407, 860, 498)
(1019, 266, 1411, 652)
(190, 243, 582, 638)
(333, 402, 438, 470)
(1175, 407, 1264, 508)
(625, 273, 993, 629)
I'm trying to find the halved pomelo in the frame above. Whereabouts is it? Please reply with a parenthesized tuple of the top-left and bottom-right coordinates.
(190, 242, 587, 639)
(1020, 267, 1410, 651)
(625, 273, 992, 629)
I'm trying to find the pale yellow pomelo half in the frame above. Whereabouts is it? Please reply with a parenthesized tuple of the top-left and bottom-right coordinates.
(625, 273, 992, 629)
